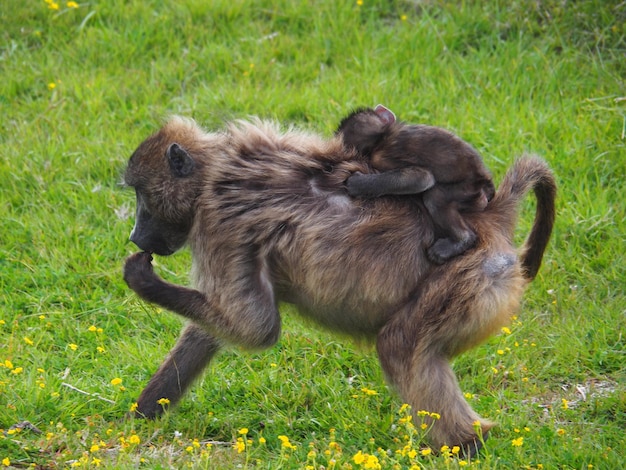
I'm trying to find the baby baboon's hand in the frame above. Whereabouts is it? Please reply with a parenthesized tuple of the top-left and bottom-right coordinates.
(123, 252, 156, 292)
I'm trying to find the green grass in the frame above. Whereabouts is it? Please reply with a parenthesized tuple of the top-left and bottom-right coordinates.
(1, 0, 624, 468)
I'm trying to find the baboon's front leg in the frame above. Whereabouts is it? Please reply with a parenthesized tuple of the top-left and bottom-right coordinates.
(123, 251, 281, 348)
(135, 323, 221, 418)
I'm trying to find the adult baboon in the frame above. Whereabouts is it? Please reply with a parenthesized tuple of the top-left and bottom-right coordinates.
(122, 116, 556, 455)
(337, 105, 495, 264)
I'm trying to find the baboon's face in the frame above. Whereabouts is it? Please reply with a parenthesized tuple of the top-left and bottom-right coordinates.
(125, 130, 201, 256)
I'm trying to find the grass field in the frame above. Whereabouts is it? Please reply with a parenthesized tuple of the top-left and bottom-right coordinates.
(1, 0, 624, 468)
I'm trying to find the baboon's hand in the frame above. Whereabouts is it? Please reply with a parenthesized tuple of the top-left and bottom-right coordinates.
(124, 252, 157, 292)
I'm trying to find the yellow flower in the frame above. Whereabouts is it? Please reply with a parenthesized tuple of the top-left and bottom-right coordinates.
(353, 451, 365, 464)
(356, 0, 363, 6)
(2, 458, 10, 467)
(91, 457, 101, 467)
(557, 428, 566, 436)
(128, 434, 140, 445)
(69, 343, 78, 351)
(459, 461, 468, 467)
(129, 402, 138, 412)
(67, 1, 79, 7)
(278, 435, 296, 450)
(363, 454, 380, 469)
(420, 448, 432, 456)
(235, 438, 245, 453)
(23, 337, 34, 345)
(512, 437, 524, 447)
(451, 446, 460, 454)
(361, 387, 378, 395)
(561, 398, 569, 410)
(88, 325, 97, 332)
(11, 367, 23, 375)
(96, 346, 106, 353)
(238, 428, 248, 435)
(4, 359, 14, 369)
(258, 436, 266, 444)
(400, 14, 407, 21)
(90, 444, 100, 453)
(48, 2, 60, 10)
(157, 397, 170, 406)
(110, 378, 122, 386)
(501, 326, 512, 334)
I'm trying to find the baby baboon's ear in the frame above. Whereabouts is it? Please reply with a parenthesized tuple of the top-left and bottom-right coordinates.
(166, 143, 195, 177)
(374, 104, 396, 125)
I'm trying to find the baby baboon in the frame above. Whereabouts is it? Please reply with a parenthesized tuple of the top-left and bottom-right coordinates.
(337, 105, 495, 264)
(122, 116, 555, 455)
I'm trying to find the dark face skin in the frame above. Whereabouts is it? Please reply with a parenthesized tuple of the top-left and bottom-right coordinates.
(128, 190, 190, 255)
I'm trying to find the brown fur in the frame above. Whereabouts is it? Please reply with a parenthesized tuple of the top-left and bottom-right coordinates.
(337, 107, 496, 264)
(122, 117, 556, 454)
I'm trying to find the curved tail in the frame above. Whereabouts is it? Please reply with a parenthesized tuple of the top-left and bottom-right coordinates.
(489, 156, 557, 280)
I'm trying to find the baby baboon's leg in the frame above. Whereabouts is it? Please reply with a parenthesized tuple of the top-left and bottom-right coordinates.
(135, 323, 222, 418)
(423, 187, 477, 264)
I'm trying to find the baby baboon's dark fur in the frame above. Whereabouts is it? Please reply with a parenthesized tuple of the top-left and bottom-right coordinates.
(337, 105, 495, 264)
(122, 116, 556, 455)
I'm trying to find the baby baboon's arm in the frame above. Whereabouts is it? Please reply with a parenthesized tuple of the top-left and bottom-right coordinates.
(347, 167, 435, 198)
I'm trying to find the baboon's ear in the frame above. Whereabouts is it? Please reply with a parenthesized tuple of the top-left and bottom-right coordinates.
(166, 143, 195, 177)
(374, 104, 396, 125)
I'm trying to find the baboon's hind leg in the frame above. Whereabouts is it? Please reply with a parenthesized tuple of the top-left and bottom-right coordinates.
(376, 292, 493, 455)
